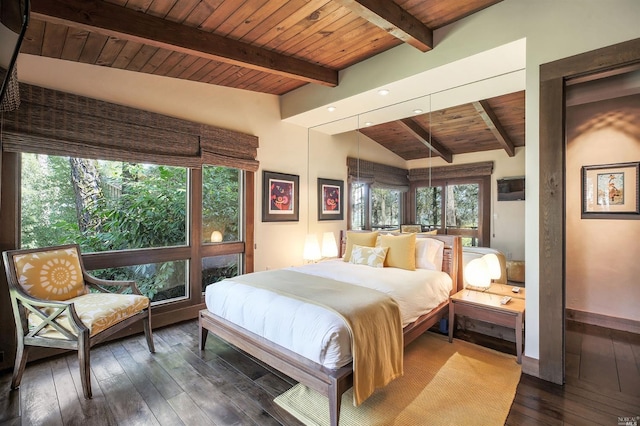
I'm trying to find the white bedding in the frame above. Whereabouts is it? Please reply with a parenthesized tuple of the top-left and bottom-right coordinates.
(204, 260, 452, 369)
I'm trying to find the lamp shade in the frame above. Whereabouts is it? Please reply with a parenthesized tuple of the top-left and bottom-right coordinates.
(303, 234, 322, 261)
(321, 232, 338, 258)
(482, 253, 502, 280)
(210, 230, 223, 242)
(465, 258, 491, 289)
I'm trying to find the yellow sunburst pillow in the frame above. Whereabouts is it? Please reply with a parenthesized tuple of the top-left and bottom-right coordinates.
(14, 248, 86, 301)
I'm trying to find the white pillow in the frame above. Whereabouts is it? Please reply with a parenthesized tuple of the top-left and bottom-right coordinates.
(349, 244, 388, 268)
(415, 238, 445, 271)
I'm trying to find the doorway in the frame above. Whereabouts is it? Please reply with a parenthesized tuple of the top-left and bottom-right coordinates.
(539, 38, 640, 384)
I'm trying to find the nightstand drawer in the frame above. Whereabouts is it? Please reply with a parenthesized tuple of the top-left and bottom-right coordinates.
(448, 289, 525, 363)
(453, 302, 519, 328)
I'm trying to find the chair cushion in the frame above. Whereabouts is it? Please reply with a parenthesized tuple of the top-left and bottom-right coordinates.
(14, 248, 86, 301)
(30, 293, 150, 338)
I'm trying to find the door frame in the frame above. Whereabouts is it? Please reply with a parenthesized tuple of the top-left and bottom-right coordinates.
(538, 38, 640, 384)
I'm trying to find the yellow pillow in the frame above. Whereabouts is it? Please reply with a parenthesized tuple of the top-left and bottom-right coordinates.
(378, 233, 416, 271)
(343, 231, 379, 262)
(13, 248, 86, 301)
(420, 229, 438, 235)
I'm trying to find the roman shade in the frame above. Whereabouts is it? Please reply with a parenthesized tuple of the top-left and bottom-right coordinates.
(347, 157, 409, 191)
(0, 84, 259, 171)
(408, 161, 494, 181)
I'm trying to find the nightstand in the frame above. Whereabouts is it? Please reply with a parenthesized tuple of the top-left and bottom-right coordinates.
(448, 288, 525, 363)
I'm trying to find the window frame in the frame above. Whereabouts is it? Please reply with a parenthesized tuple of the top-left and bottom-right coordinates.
(1, 152, 254, 324)
(409, 175, 490, 246)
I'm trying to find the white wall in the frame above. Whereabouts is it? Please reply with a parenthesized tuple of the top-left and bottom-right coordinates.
(566, 95, 640, 322)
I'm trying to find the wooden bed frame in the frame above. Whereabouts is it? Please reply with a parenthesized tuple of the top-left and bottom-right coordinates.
(199, 234, 463, 426)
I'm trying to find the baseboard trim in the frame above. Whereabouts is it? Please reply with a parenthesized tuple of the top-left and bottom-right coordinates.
(521, 355, 539, 377)
(566, 308, 640, 334)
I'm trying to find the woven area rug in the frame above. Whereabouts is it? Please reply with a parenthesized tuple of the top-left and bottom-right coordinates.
(274, 332, 521, 426)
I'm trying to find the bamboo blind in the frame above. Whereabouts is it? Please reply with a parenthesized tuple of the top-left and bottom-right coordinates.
(1, 83, 259, 171)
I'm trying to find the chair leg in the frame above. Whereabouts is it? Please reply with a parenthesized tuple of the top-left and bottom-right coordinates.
(78, 332, 92, 399)
(143, 311, 155, 353)
(10, 338, 28, 390)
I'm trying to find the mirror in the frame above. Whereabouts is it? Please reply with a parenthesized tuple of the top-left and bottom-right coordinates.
(309, 87, 526, 286)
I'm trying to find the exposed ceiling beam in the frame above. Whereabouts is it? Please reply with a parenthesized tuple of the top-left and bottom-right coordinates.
(333, 0, 433, 52)
(472, 100, 516, 157)
(30, 0, 338, 87)
(398, 118, 453, 163)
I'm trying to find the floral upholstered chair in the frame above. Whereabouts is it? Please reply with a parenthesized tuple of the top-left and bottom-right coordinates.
(2, 244, 155, 399)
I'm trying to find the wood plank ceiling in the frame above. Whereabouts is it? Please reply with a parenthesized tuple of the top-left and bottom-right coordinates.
(20, 0, 524, 162)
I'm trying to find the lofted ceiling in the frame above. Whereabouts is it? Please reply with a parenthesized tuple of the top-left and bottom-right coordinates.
(20, 0, 524, 162)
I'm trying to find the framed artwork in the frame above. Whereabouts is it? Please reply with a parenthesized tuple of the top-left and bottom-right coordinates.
(262, 171, 299, 222)
(582, 162, 640, 219)
(317, 178, 344, 221)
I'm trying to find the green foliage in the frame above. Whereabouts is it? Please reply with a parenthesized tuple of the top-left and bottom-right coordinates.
(202, 165, 239, 241)
(21, 154, 82, 248)
(449, 183, 479, 228)
(416, 186, 442, 227)
(20, 154, 241, 301)
(371, 187, 401, 228)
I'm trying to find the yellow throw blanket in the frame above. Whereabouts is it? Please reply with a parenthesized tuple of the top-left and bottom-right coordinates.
(230, 269, 404, 405)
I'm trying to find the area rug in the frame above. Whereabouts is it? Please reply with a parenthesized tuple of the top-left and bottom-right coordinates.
(274, 332, 521, 426)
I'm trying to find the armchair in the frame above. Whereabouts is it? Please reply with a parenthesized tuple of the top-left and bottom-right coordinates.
(2, 244, 155, 399)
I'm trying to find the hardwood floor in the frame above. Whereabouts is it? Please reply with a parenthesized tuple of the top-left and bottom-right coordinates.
(506, 320, 640, 426)
(0, 319, 638, 425)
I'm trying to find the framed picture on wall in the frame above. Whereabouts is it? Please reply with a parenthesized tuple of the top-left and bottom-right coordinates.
(582, 161, 640, 219)
(262, 171, 299, 222)
(317, 178, 344, 221)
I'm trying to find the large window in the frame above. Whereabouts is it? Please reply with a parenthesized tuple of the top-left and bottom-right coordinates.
(20, 153, 244, 304)
(415, 179, 485, 246)
(22, 155, 188, 251)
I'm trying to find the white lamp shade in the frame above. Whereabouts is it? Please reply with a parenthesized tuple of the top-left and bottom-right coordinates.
(303, 234, 322, 261)
(210, 230, 223, 242)
(465, 258, 491, 289)
(482, 253, 502, 280)
(321, 232, 338, 258)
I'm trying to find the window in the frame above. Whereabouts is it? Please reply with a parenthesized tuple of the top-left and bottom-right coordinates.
(22, 155, 188, 251)
(202, 165, 240, 243)
(201, 165, 242, 292)
(416, 185, 442, 229)
(349, 183, 403, 231)
(371, 187, 402, 230)
(414, 179, 486, 246)
(350, 182, 368, 230)
(20, 153, 245, 304)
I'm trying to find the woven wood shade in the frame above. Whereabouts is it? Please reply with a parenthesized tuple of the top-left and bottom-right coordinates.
(408, 161, 494, 181)
(347, 157, 409, 191)
(0, 66, 21, 112)
(0, 84, 259, 171)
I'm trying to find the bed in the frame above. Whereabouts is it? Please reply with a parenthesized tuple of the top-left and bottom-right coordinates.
(199, 233, 463, 426)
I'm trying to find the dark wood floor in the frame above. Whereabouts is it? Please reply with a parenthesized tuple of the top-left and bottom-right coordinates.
(0, 319, 638, 425)
(506, 320, 640, 426)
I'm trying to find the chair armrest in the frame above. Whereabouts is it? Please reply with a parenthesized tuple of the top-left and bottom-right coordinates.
(83, 273, 142, 295)
(12, 291, 87, 339)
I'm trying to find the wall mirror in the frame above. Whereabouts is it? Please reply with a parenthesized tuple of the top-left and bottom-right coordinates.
(308, 80, 526, 286)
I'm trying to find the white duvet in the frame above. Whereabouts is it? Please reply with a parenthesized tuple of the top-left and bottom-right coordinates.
(204, 260, 452, 369)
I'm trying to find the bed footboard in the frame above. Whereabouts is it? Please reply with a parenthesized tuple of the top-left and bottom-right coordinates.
(199, 309, 352, 426)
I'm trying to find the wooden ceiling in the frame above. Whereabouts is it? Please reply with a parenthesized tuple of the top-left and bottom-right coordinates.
(21, 0, 524, 161)
(359, 91, 525, 162)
